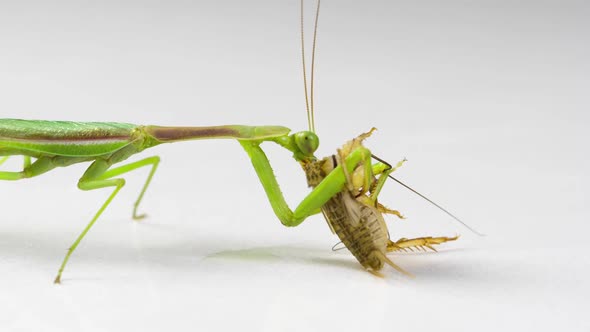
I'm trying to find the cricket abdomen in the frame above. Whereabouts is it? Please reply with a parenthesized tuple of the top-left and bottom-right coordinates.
(304, 156, 391, 273)
(322, 192, 389, 271)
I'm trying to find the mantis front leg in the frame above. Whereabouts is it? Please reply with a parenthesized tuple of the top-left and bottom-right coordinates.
(239, 140, 374, 227)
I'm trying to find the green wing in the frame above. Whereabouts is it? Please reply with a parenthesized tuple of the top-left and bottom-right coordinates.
(0, 119, 139, 157)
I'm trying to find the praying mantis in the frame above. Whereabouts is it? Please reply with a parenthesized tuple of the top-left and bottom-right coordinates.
(0, 0, 477, 283)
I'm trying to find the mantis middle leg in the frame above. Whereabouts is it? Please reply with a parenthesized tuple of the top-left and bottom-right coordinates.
(53, 155, 160, 284)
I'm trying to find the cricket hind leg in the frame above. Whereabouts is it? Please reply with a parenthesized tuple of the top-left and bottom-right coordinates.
(54, 156, 160, 284)
(387, 236, 459, 253)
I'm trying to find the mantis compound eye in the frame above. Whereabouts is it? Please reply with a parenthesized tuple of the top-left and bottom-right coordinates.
(294, 131, 319, 156)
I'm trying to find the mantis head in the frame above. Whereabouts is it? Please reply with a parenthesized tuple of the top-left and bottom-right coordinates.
(294, 131, 319, 157)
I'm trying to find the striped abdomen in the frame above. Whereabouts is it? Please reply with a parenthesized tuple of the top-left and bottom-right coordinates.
(304, 156, 390, 273)
(321, 191, 389, 271)
(0, 119, 139, 157)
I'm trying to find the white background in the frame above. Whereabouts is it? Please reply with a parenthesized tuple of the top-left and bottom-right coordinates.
(1, 1, 588, 331)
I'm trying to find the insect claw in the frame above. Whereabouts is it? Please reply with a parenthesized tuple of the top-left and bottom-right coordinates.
(133, 213, 147, 221)
(53, 275, 62, 284)
(368, 269, 384, 278)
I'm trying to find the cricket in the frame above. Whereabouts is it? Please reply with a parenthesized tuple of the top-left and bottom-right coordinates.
(0, 0, 478, 283)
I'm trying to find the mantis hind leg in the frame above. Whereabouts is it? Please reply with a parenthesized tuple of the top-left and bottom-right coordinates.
(54, 156, 160, 284)
(0, 156, 31, 168)
(0, 157, 56, 181)
(387, 236, 459, 253)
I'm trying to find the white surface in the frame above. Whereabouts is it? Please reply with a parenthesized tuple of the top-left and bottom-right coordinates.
(1, 1, 588, 331)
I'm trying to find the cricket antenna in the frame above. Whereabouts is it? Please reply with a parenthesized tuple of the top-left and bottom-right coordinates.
(371, 153, 484, 236)
(389, 175, 485, 236)
(301, 0, 320, 133)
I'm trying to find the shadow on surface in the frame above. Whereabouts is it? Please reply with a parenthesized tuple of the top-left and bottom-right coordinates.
(0, 224, 535, 287)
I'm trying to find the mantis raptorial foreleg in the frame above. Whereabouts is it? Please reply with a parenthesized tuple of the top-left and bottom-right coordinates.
(239, 139, 378, 227)
(53, 155, 160, 283)
(368, 158, 406, 202)
(353, 158, 406, 219)
(336, 149, 355, 192)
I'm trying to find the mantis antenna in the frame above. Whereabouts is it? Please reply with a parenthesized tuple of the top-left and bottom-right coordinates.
(301, 0, 320, 133)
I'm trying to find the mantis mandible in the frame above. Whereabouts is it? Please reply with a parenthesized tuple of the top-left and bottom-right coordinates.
(0, 0, 478, 283)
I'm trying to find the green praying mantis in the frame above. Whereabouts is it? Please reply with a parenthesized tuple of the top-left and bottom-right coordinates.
(0, 0, 480, 283)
